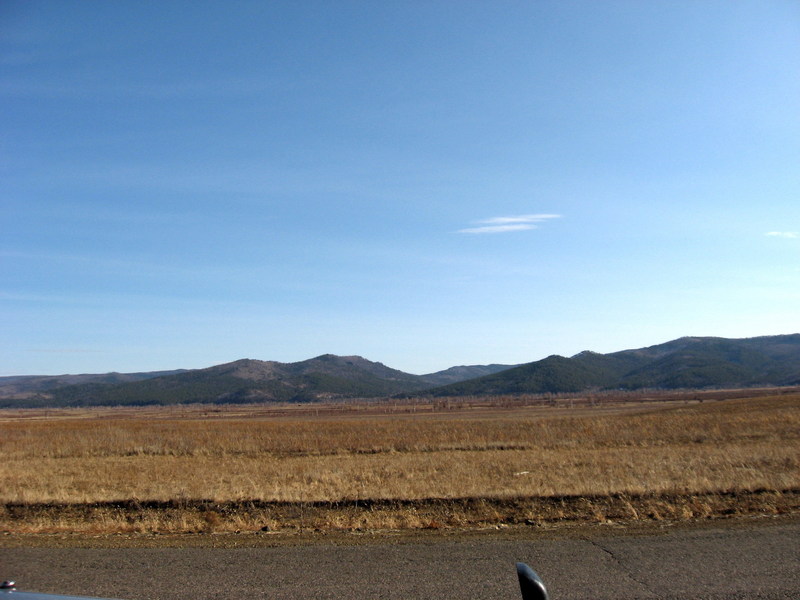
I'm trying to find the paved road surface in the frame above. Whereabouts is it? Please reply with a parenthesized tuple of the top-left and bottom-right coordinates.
(1, 517, 798, 599)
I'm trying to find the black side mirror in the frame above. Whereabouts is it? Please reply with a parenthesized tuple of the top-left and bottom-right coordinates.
(516, 562, 549, 600)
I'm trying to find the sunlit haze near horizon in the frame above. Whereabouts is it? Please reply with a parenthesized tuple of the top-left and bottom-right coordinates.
(3, 1, 799, 376)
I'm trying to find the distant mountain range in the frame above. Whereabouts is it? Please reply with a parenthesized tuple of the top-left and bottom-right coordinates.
(0, 355, 514, 407)
(422, 334, 800, 397)
(1, 334, 799, 407)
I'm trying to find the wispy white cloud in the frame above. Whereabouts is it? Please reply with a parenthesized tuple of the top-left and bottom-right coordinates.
(458, 214, 561, 234)
(459, 224, 536, 234)
(766, 231, 798, 239)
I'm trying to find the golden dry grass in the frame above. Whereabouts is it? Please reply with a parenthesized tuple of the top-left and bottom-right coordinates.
(0, 392, 798, 532)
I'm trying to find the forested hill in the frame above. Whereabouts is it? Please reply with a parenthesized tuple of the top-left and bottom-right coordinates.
(0, 355, 513, 407)
(420, 334, 800, 397)
(2, 334, 799, 407)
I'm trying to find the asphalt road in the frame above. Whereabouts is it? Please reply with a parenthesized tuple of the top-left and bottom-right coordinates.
(1, 517, 798, 600)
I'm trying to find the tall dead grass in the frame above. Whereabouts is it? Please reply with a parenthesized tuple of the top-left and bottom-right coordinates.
(0, 394, 798, 531)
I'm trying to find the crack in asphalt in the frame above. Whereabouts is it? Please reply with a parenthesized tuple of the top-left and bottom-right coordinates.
(585, 538, 664, 600)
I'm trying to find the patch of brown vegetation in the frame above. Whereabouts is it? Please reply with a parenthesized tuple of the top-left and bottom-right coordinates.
(2, 490, 797, 534)
(0, 392, 797, 533)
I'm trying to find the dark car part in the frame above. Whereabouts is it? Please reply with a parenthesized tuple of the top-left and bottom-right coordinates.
(517, 562, 549, 600)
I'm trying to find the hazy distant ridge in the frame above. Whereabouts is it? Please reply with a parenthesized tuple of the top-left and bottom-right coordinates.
(422, 334, 800, 396)
(2, 334, 798, 407)
(0, 355, 512, 407)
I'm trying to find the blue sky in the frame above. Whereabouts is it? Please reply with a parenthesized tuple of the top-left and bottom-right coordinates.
(3, 1, 799, 376)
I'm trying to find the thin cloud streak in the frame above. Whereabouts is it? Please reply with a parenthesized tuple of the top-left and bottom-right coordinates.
(459, 224, 535, 234)
(458, 214, 560, 234)
(481, 214, 561, 225)
(766, 231, 798, 239)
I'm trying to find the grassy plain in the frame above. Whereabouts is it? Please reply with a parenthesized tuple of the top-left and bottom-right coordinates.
(0, 391, 798, 533)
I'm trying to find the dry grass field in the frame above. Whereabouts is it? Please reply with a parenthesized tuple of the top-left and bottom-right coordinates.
(0, 391, 798, 533)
